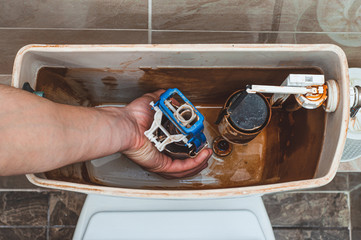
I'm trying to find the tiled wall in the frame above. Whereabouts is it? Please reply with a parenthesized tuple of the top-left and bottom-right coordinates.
(0, 174, 86, 239)
(1, 0, 361, 75)
(1, 0, 361, 239)
(1, 173, 361, 240)
(265, 173, 361, 239)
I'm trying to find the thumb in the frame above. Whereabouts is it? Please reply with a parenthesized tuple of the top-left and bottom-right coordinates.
(143, 89, 166, 102)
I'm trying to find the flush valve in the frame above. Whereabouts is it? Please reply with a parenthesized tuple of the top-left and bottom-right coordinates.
(144, 88, 207, 158)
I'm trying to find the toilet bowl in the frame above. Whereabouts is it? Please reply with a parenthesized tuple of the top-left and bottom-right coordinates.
(11, 44, 349, 240)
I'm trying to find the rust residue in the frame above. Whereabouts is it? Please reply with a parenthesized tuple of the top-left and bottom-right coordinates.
(138, 67, 323, 104)
(35, 67, 144, 106)
(36, 67, 91, 106)
(28, 172, 333, 199)
(101, 76, 118, 89)
(32, 177, 103, 193)
(304, 85, 328, 101)
(119, 57, 142, 69)
(212, 136, 233, 157)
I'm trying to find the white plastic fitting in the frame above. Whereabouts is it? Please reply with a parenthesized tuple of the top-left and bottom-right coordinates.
(144, 102, 191, 152)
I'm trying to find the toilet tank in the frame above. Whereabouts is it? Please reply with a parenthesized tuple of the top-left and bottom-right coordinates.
(12, 44, 349, 198)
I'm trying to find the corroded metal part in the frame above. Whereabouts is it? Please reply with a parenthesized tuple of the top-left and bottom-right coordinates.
(217, 90, 271, 145)
(212, 136, 233, 157)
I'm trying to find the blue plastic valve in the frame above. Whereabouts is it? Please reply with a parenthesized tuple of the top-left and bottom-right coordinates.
(146, 88, 207, 156)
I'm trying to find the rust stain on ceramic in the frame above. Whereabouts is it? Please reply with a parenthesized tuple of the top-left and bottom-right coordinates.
(36, 67, 144, 106)
(36, 67, 91, 106)
(16, 43, 348, 55)
(27, 172, 333, 199)
(101, 76, 118, 90)
(119, 57, 142, 69)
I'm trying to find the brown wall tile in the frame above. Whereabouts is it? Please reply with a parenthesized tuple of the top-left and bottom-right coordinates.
(0, 228, 46, 240)
(0, 192, 48, 226)
(263, 192, 349, 227)
(293, 32, 361, 67)
(278, 0, 324, 32)
(307, 0, 361, 33)
(153, 0, 361, 33)
(351, 187, 361, 229)
(311, 172, 348, 191)
(0, 175, 40, 189)
(153, 31, 260, 44)
(49, 227, 75, 240)
(273, 228, 350, 240)
(279, 0, 359, 33)
(353, 229, 361, 239)
(152, 31, 294, 44)
(152, 0, 278, 31)
(0, 29, 147, 74)
(153, 31, 361, 67)
(349, 173, 361, 190)
(49, 191, 86, 226)
(0, 0, 148, 29)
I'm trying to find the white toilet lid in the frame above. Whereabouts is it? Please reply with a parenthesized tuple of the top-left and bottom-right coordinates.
(83, 210, 266, 240)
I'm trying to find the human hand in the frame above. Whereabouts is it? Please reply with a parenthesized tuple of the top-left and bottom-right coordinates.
(123, 90, 213, 179)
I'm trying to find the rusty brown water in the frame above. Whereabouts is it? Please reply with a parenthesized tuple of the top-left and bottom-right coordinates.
(36, 67, 325, 190)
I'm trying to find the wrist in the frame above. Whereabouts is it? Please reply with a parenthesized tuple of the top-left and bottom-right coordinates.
(97, 106, 140, 153)
(55, 104, 139, 163)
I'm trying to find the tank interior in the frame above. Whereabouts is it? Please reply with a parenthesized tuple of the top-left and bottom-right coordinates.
(35, 66, 326, 190)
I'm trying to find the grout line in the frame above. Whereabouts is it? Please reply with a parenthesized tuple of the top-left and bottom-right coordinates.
(46, 192, 50, 240)
(271, 190, 349, 194)
(0, 27, 148, 31)
(49, 225, 76, 228)
(151, 29, 361, 34)
(272, 226, 350, 230)
(148, 0, 152, 44)
(349, 182, 361, 192)
(347, 191, 352, 240)
(265, 0, 283, 43)
(1, 27, 361, 35)
(0, 226, 47, 228)
(0, 189, 49, 192)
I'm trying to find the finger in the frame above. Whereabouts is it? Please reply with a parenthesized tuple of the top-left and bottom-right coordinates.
(169, 97, 181, 106)
(153, 148, 212, 174)
(143, 89, 165, 101)
(179, 162, 209, 178)
(159, 161, 209, 179)
(153, 89, 166, 97)
(159, 160, 209, 179)
(167, 153, 209, 175)
(159, 159, 209, 179)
